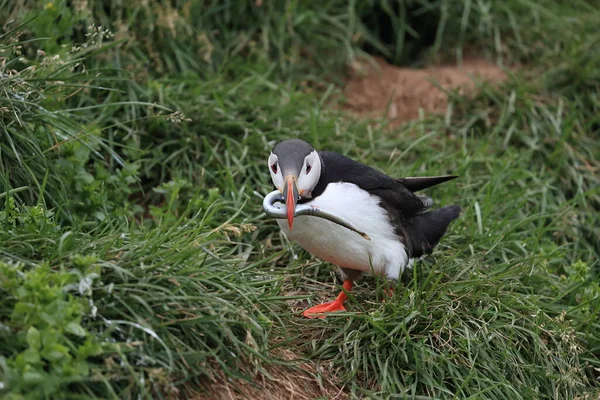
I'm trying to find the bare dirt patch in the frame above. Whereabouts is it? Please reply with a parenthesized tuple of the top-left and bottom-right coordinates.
(192, 348, 346, 400)
(343, 56, 507, 125)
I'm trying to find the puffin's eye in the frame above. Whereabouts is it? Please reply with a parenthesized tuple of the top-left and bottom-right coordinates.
(271, 163, 278, 174)
(306, 163, 312, 174)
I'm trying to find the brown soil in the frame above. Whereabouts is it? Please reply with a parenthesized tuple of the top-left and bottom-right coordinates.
(343, 56, 507, 125)
(191, 348, 346, 400)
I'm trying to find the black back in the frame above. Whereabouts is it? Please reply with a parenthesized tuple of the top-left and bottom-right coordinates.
(313, 151, 460, 258)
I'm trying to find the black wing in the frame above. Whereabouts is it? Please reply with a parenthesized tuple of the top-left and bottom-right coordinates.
(315, 151, 450, 219)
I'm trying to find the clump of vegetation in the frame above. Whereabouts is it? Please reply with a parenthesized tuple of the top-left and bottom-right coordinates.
(1, 1, 599, 399)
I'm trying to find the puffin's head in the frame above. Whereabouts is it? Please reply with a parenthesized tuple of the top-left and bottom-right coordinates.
(269, 139, 322, 229)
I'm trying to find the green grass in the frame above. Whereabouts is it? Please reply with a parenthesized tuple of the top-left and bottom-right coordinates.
(1, 0, 599, 399)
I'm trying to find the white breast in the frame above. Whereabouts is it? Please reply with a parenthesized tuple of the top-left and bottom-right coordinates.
(277, 182, 410, 279)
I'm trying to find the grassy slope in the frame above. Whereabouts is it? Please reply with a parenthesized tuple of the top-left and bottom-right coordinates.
(1, 1, 599, 399)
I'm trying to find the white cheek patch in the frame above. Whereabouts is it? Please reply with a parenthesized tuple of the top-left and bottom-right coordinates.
(297, 151, 321, 195)
(272, 169, 283, 190)
(268, 153, 283, 189)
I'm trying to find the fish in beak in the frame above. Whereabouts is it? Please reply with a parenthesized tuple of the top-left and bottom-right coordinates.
(283, 175, 299, 229)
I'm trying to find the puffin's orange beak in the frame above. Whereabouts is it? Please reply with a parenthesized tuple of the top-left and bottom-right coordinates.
(283, 175, 299, 229)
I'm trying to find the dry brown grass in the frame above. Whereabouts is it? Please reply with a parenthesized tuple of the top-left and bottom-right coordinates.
(192, 348, 346, 400)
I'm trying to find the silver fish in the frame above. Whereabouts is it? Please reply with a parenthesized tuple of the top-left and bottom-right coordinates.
(262, 190, 371, 241)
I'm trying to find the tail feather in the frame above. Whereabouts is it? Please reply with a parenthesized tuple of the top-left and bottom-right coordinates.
(404, 205, 461, 258)
(398, 175, 458, 192)
(417, 195, 433, 209)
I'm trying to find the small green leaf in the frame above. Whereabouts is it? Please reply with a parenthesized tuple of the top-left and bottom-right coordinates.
(26, 326, 41, 350)
(42, 344, 69, 362)
(39, 311, 59, 326)
(23, 371, 46, 385)
(22, 348, 41, 365)
(77, 337, 102, 358)
(65, 322, 87, 337)
(73, 361, 90, 376)
(42, 350, 65, 362)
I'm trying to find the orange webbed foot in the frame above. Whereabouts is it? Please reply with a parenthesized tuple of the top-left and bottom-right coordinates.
(303, 300, 346, 319)
(381, 286, 395, 303)
(303, 280, 353, 319)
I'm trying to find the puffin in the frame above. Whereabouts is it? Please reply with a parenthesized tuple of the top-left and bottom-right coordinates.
(268, 139, 460, 318)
